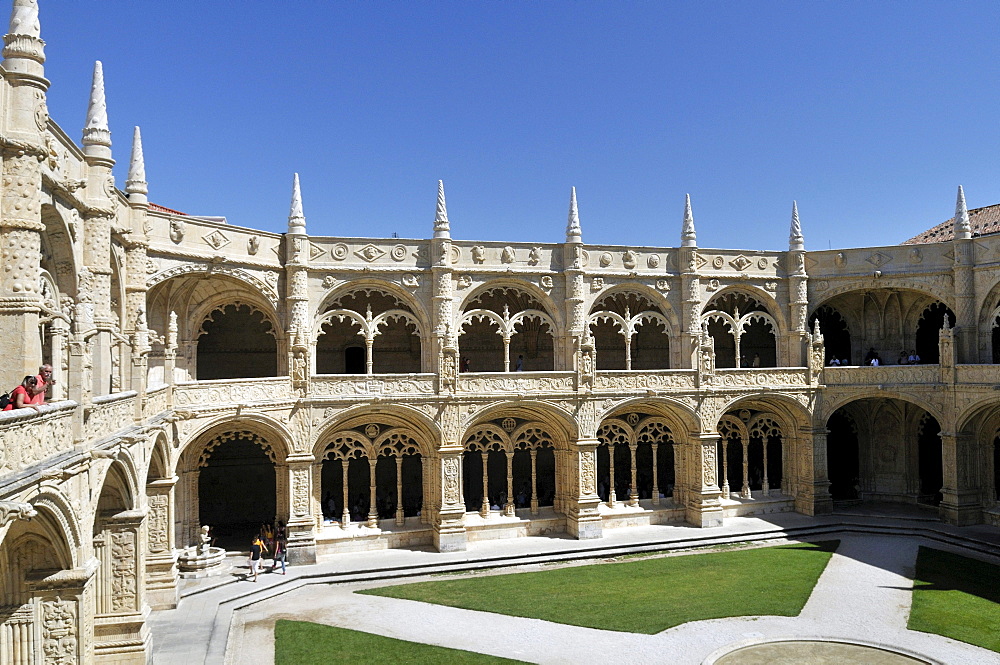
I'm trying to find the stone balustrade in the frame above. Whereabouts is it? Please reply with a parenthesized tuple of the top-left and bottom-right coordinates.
(955, 365, 1000, 384)
(592, 370, 696, 392)
(143, 384, 169, 420)
(0, 401, 75, 475)
(458, 371, 576, 394)
(823, 364, 942, 386)
(308, 374, 437, 398)
(85, 391, 138, 441)
(706, 368, 811, 388)
(174, 377, 295, 407)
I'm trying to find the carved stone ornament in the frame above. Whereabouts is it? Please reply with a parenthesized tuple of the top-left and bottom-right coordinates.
(391, 244, 407, 261)
(622, 250, 637, 270)
(729, 255, 752, 271)
(599, 252, 612, 268)
(706, 278, 721, 291)
(528, 246, 542, 266)
(834, 252, 846, 268)
(169, 219, 185, 243)
(591, 277, 604, 292)
(332, 243, 349, 260)
(203, 229, 230, 250)
(247, 235, 260, 255)
(322, 275, 339, 289)
(757, 257, 769, 270)
(647, 254, 660, 269)
(309, 242, 326, 261)
(501, 246, 516, 263)
(0, 500, 37, 526)
(539, 275, 553, 291)
(401, 274, 419, 288)
(355, 244, 384, 262)
(655, 279, 670, 291)
(457, 274, 473, 289)
(443, 456, 461, 504)
(580, 449, 596, 496)
(909, 247, 922, 264)
(866, 251, 892, 268)
(472, 246, 486, 264)
(712, 256, 724, 269)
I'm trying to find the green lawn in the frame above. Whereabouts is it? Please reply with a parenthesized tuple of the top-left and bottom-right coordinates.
(908, 547, 1000, 653)
(274, 620, 532, 664)
(359, 540, 838, 634)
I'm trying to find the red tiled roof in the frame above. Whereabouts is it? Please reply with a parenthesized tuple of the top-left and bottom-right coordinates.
(903, 203, 1000, 244)
(148, 202, 188, 216)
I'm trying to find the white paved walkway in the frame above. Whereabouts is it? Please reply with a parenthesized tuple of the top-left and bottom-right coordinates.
(223, 535, 994, 665)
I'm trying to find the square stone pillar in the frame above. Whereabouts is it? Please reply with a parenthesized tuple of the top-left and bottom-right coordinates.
(794, 426, 833, 516)
(434, 447, 467, 552)
(685, 433, 723, 528)
(285, 455, 318, 564)
(565, 437, 602, 539)
(93, 510, 150, 664)
(939, 432, 982, 525)
(28, 560, 99, 665)
(144, 478, 178, 610)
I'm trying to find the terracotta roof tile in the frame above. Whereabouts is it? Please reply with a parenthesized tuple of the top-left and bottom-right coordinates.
(903, 203, 1000, 244)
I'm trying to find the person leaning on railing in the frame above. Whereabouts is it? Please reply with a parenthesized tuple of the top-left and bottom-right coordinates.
(3, 376, 43, 412)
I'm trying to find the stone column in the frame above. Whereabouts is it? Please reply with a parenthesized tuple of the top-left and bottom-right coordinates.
(434, 446, 467, 552)
(0, 4, 48, 391)
(794, 426, 833, 515)
(565, 437, 602, 539)
(144, 478, 178, 610)
(787, 253, 809, 367)
(679, 246, 700, 370)
(285, 454, 317, 563)
(29, 562, 98, 665)
(684, 433, 723, 527)
(93, 510, 150, 664)
(952, 239, 977, 363)
(939, 432, 981, 525)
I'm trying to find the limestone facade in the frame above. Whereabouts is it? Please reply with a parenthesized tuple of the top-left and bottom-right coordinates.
(2, 2, 1000, 663)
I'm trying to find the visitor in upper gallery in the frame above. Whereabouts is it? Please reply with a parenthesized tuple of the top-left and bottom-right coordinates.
(864, 348, 880, 366)
(828, 357, 841, 366)
(4, 376, 43, 412)
(30, 364, 55, 405)
(908, 350, 921, 364)
(898, 350, 909, 365)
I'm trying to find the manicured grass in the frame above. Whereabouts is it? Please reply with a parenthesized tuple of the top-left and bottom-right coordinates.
(908, 547, 1000, 653)
(360, 540, 838, 634)
(273, 619, 531, 664)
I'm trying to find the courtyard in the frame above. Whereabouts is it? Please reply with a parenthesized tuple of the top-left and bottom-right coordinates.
(150, 509, 1000, 664)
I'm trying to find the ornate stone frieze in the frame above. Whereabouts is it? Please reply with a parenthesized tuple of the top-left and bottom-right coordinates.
(458, 374, 574, 394)
(591, 370, 695, 391)
(111, 530, 137, 612)
(0, 407, 74, 474)
(147, 493, 169, 554)
(579, 448, 596, 495)
(85, 393, 135, 441)
(309, 376, 435, 397)
(174, 379, 294, 406)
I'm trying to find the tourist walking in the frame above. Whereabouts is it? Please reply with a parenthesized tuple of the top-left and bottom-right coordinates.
(248, 536, 267, 581)
(271, 536, 287, 574)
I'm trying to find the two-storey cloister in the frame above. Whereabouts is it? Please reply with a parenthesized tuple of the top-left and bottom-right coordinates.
(3, 4, 1000, 663)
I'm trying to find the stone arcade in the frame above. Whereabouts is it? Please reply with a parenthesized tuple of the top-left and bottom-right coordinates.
(1, 2, 999, 662)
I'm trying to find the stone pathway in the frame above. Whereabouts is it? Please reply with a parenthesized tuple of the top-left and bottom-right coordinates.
(149, 514, 1000, 664)
(223, 535, 992, 665)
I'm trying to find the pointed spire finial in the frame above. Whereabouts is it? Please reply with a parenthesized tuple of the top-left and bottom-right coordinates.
(954, 185, 971, 240)
(82, 61, 111, 150)
(288, 173, 306, 234)
(681, 194, 696, 247)
(7, 0, 39, 38)
(433, 180, 450, 239)
(789, 200, 804, 251)
(2, 0, 45, 76)
(566, 187, 582, 243)
(126, 126, 147, 201)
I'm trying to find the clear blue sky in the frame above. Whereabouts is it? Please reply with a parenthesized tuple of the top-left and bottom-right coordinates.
(36, 1, 1000, 250)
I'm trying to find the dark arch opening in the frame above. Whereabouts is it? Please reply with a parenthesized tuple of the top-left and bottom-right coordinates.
(198, 436, 276, 549)
(197, 304, 277, 379)
(827, 410, 860, 501)
(914, 302, 955, 364)
(917, 415, 943, 505)
(810, 306, 851, 364)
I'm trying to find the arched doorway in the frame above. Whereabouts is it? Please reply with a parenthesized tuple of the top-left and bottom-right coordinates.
(196, 432, 278, 549)
(826, 410, 860, 501)
(810, 306, 851, 365)
(197, 303, 278, 379)
(914, 302, 955, 364)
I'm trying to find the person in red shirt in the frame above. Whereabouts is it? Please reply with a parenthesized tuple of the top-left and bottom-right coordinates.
(4, 376, 42, 411)
(30, 364, 55, 405)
